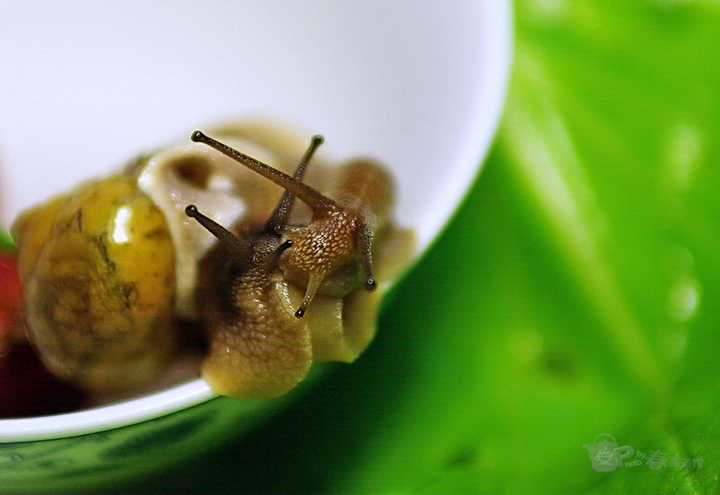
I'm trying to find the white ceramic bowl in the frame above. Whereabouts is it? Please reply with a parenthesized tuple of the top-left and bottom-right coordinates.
(0, 1, 512, 492)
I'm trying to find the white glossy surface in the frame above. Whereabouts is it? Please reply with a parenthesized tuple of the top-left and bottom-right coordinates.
(0, 0, 512, 441)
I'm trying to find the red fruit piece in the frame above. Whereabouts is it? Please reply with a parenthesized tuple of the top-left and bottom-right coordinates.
(0, 250, 22, 355)
(0, 247, 85, 417)
(0, 343, 86, 418)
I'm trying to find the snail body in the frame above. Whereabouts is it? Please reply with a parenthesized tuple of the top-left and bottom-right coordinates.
(191, 211, 313, 399)
(186, 131, 411, 399)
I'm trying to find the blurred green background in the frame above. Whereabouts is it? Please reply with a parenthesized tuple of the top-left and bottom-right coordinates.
(113, 0, 720, 493)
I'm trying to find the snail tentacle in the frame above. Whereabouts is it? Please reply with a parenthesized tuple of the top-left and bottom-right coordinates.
(192, 131, 377, 318)
(191, 130, 336, 215)
(266, 134, 324, 231)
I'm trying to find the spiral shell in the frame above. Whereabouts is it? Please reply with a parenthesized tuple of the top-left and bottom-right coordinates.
(12, 175, 176, 392)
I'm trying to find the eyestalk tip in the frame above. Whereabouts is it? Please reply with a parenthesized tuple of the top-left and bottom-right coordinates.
(191, 130, 207, 143)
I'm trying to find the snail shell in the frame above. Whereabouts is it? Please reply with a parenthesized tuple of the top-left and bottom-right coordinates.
(12, 174, 176, 392)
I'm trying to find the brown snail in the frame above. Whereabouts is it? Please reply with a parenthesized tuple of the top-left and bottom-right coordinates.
(10, 122, 414, 400)
(186, 130, 406, 399)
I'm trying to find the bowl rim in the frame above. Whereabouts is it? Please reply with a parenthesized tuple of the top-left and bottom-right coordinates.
(0, 379, 216, 442)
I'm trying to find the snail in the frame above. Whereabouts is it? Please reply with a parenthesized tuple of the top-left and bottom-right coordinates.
(10, 121, 415, 399)
(186, 130, 406, 399)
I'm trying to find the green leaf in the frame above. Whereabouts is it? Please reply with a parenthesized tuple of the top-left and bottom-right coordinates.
(0, 231, 12, 252)
(327, 0, 720, 493)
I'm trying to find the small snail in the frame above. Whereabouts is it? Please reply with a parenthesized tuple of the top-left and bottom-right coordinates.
(186, 131, 402, 399)
(10, 121, 414, 399)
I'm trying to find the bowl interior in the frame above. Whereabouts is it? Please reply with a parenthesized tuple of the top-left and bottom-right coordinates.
(0, 0, 512, 441)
